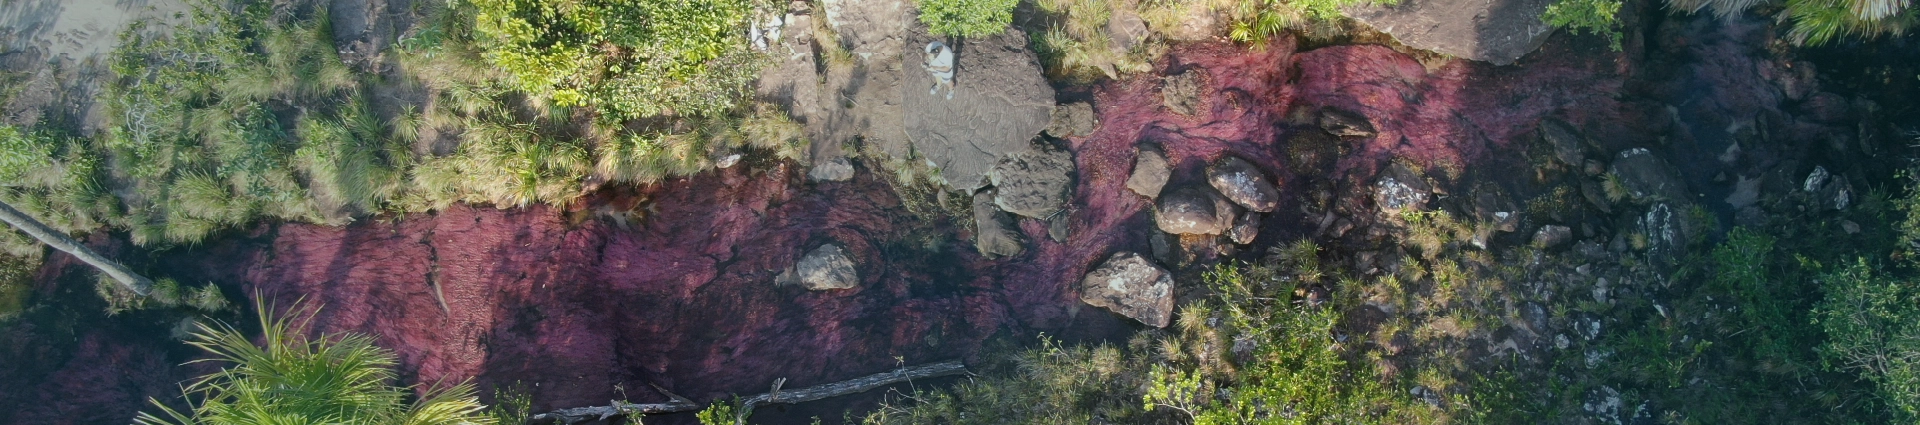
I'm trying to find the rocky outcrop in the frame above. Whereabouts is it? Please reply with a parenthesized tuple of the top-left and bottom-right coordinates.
(989, 148, 1075, 219)
(973, 188, 1027, 258)
(1079, 252, 1174, 327)
(902, 25, 1055, 192)
(777, 244, 860, 290)
(1207, 155, 1280, 213)
(1126, 144, 1172, 199)
(1344, 0, 1556, 65)
(1155, 186, 1232, 235)
(1803, 166, 1852, 211)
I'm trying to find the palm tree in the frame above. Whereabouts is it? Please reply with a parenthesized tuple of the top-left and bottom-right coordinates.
(136, 300, 495, 425)
(0, 199, 151, 295)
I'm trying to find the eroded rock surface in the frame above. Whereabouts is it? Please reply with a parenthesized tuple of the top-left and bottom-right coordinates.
(776, 244, 860, 290)
(990, 148, 1075, 219)
(1162, 69, 1206, 116)
(1208, 155, 1280, 213)
(1079, 252, 1174, 327)
(1046, 102, 1098, 138)
(902, 25, 1055, 192)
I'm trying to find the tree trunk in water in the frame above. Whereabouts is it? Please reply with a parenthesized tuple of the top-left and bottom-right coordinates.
(0, 200, 150, 295)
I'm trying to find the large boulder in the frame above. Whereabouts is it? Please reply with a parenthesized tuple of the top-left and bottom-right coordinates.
(1079, 252, 1175, 327)
(903, 25, 1055, 192)
(1126, 144, 1172, 199)
(1207, 156, 1280, 213)
(990, 147, 1075, 219)
(973, 188, 1027, 258)
(1344, 0, 1556, 65)
(1155, 186, 1233, 235)
(1607, 148, 1688, 204)
(776, 244, 860, 290)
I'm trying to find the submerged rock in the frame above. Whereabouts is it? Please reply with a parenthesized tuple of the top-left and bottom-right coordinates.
(1207, 155, 1280, 213)
(973, 188, 1027, 258)
(1539, 118, 1589, 167)
(989, 148, 1075, 219)
(1126, 144, 1172, 199)
(1162, 69, 1206, 116)
(1318, 107, 1377, 138)
(1079, 252, 1174, 327)
(777, 244, 860, 290)
(1155, 186, 1231, 235)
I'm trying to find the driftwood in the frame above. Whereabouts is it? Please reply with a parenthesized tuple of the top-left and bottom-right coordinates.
(529, 360, 968, 424)
(0, 200, 151, 295)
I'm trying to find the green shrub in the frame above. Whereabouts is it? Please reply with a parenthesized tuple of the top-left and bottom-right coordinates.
(1817, 259, 1920, 421)
(1029, 0, 1160, 82)
(917, 0, 1018, 38)
(137, 301, 493, 425)
(1542, 0, 1624, 50)
(1224, 0, 1390, 44)
(466, 0, 761, 120)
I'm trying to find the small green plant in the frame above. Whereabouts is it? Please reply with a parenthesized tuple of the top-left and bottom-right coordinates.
(136, 300, 494, 425)
(1542, 0, 1624, 50)
(1667, 0, 1915, 45)
(697, 399, 741, 425)
(917, 0, 1019, 38)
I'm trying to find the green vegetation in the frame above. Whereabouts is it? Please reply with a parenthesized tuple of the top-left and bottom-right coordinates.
(466, 0, 762, 121)
(1670, 0, 1915, 44)
(1028, 0, 1166, 82)
(137, 301, 495, 425)
(1222, 0, 1390, 44)
(917, 0, 1019, 38)
(0, 253, 33, 320)
(866, 243, 1442, 424)
(1542, 0, 1624, 50)
(94, 277, 230, 316)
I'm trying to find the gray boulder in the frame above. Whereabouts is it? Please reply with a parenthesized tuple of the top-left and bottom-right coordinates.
(1155, 186, 1232, 235)
(990, 148, 1075, 219)
(1207, 156, 1280, 213)
(1126, 144, 1172, 199)
(1045, 102, 1098, 138)
(1608, 148, 1688, 204)
(1079, 252, 1175, 327)
(973, 188, 1027, 258)
(903, 25, 1055, 192)
(1344, 0, 1555, 65)
(1374, 163, 1432, 215)
(776, 244, 860, 290)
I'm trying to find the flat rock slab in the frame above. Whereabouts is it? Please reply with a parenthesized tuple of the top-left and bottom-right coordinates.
(990, 147, 1075, 219)
(903, 25, 1055, 192)
(1079, 252, 1174, 327)
(777, 244, 860, 290)
(1345, 0, 1556, 65)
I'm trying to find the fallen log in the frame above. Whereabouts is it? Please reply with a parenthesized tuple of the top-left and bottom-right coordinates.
(528, 360, 968, 424)
(0, 199, 150, 295)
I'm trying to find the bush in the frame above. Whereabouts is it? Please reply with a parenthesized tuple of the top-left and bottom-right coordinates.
(1816, 260, 1920, 421)
(1667, 0, 1915, 45)
(917, 0, 1019, 38)
(1542, 0, 1624, 50)
(466, 0, 762, 121)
